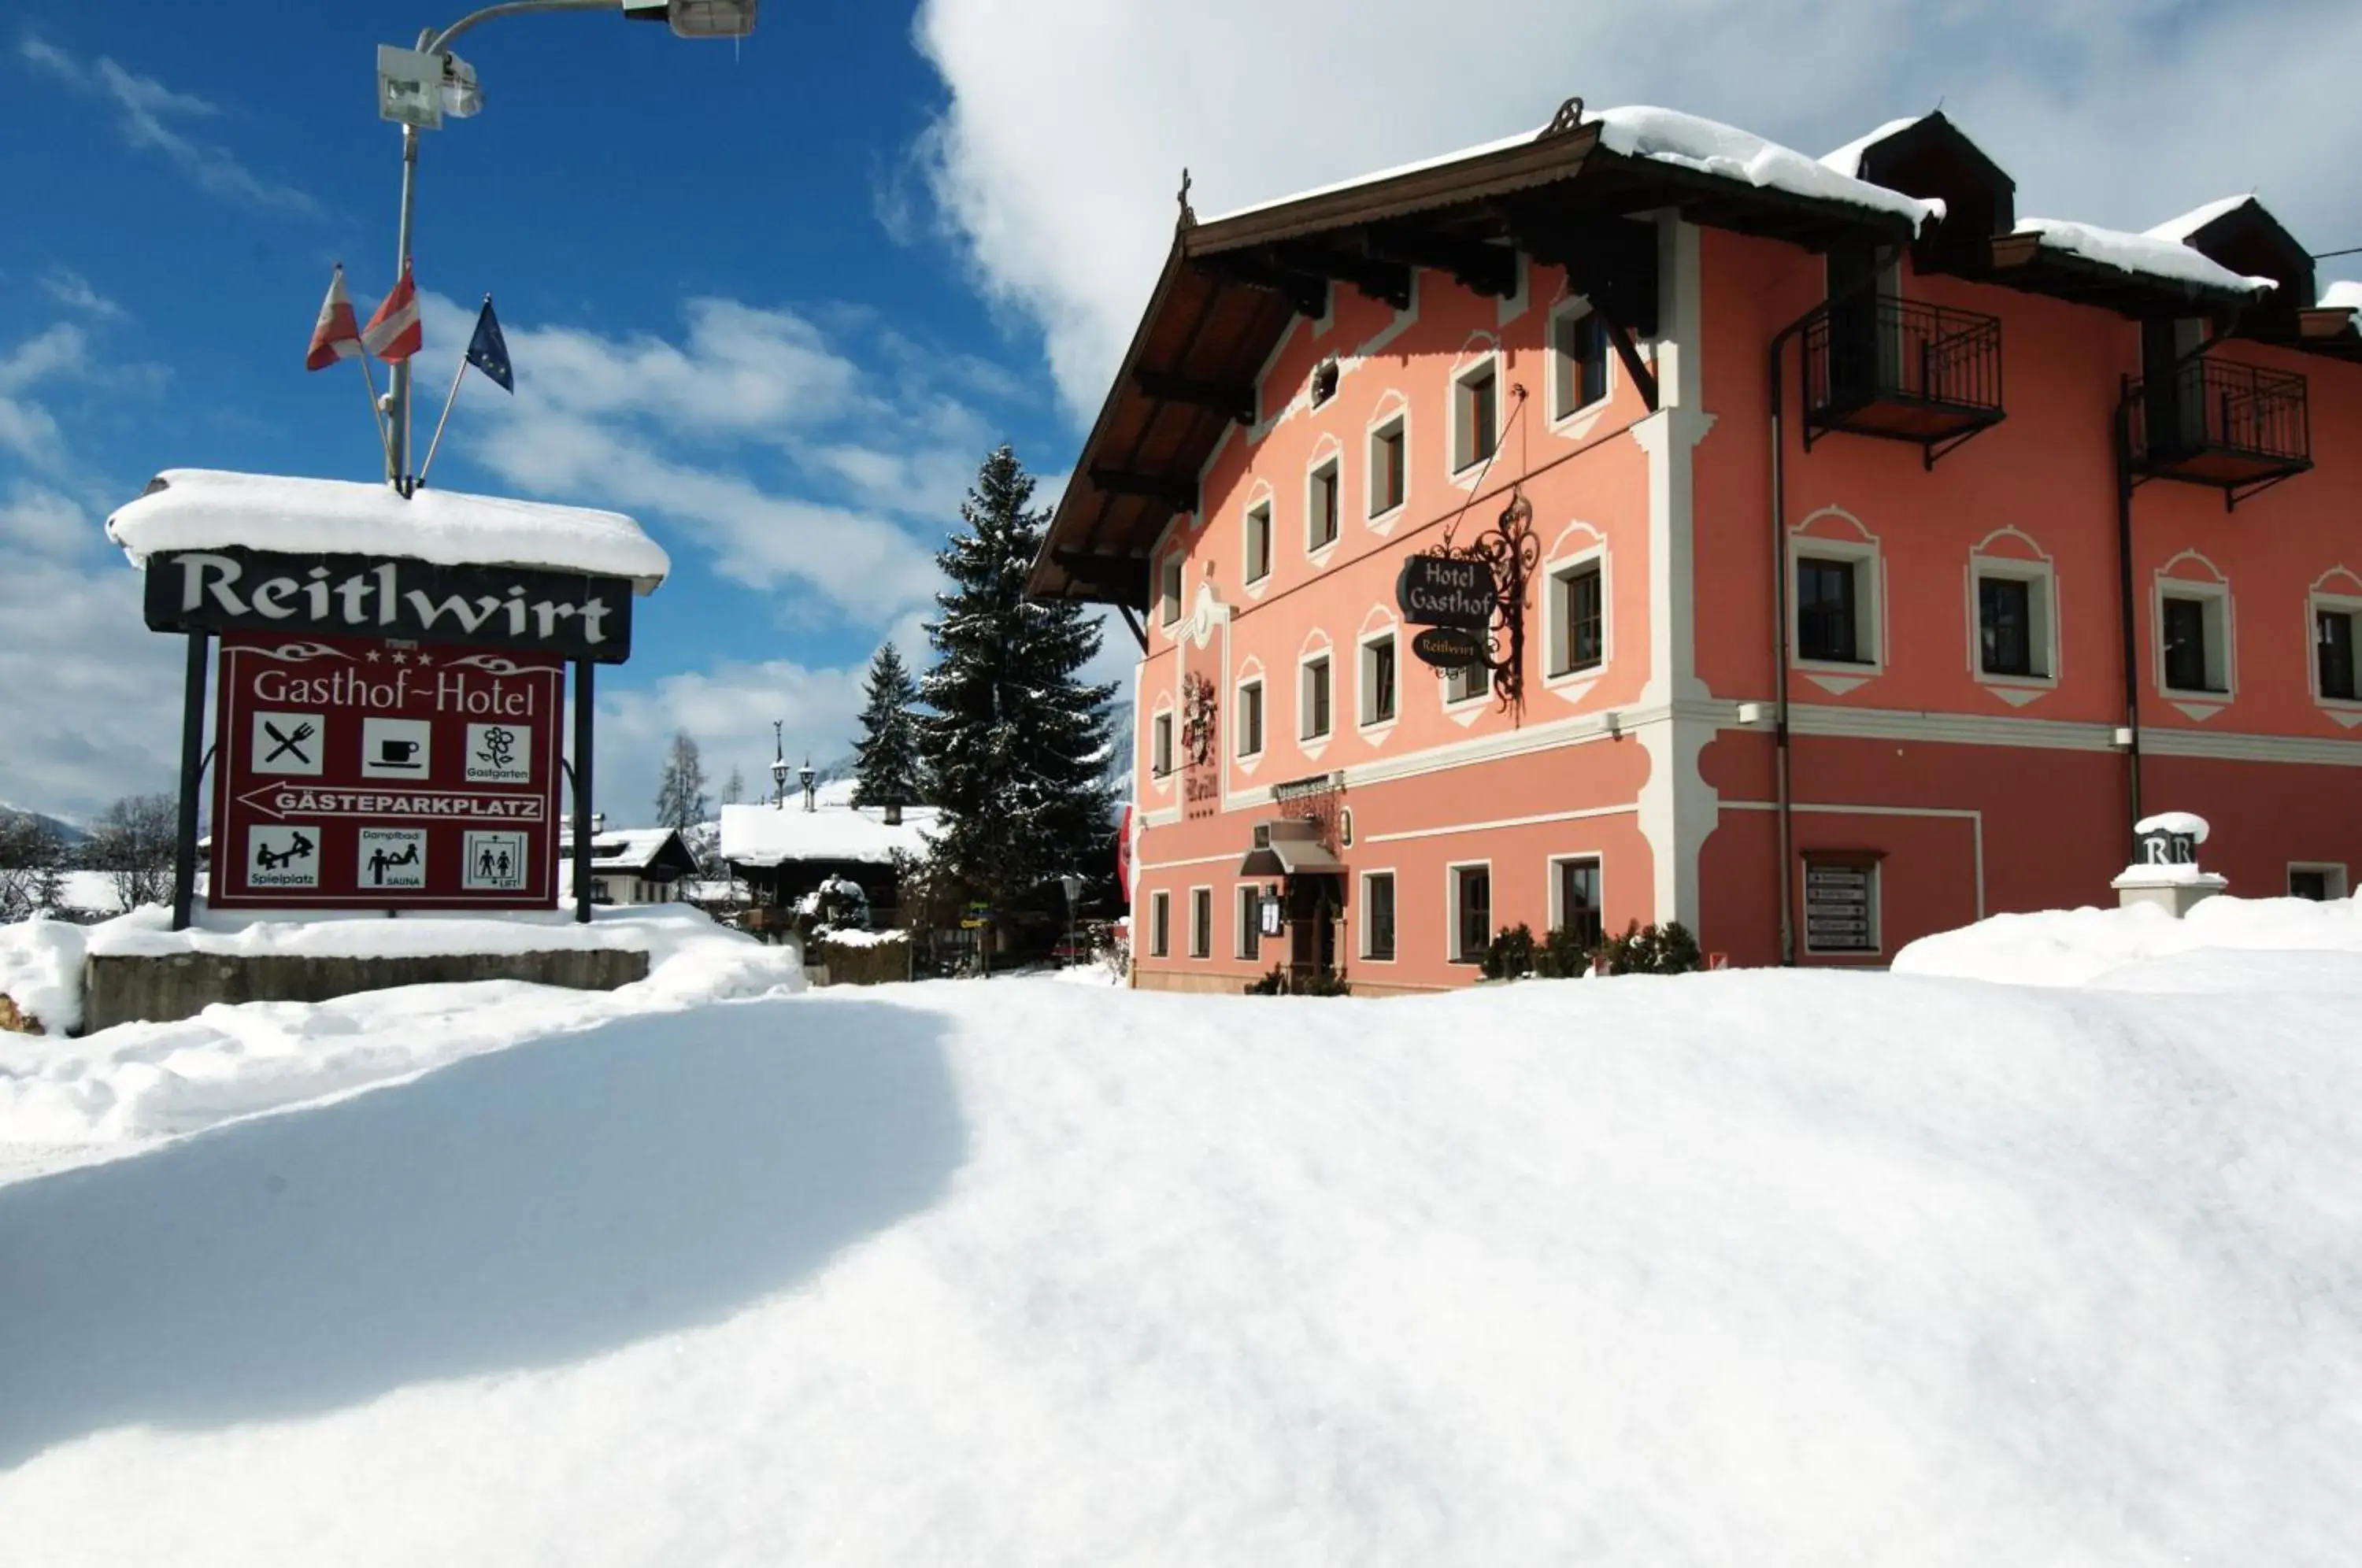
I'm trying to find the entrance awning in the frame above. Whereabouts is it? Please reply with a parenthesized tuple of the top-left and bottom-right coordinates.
(1238, 817, 1345, 878)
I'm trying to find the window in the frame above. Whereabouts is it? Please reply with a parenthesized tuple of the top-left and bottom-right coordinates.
(2160, 593, 2226, 694)
(1151, 711, 1173, 777)
(1550, 561, 1605, 676)
(1369, 417, 1406, 517)
(1554, 856, 1604, 950)
(1190, 886, 1212, 959)
(1236, 886, 1262, 960)
(1159, 555, 1183, 627)
(1453, 361, 1499, 473)
(1149, 891, 1170, 956)
(1971, 560, 2055, 683)
(1361, 633, 1398, 726)
(2289, 864, 2348, 901)
(1797, 557, 1867, 664)
(2316, 605, 2358, 702)
(1301, 655, 1332, 739)
(1451, 864, 1492, 963)
(1445, 658, 1491, 704)
(1245, 501, 1272, 584)
(1308, 460, 1341, 551)
(1362, 872, 1396, 960)
(1551, 305, 1609, 418)
(1236, 679, 1264, 757)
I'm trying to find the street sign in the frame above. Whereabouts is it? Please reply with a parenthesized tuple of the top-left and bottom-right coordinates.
(1411, 625, 1487, 670)
(209, 634, 565, 910)
(1394, 553, 1493, 631)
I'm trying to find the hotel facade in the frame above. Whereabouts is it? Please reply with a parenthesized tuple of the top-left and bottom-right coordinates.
(1028, 103, 2362, 994)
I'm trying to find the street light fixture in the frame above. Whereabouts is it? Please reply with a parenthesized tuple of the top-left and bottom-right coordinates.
(379, 0, 758, 491)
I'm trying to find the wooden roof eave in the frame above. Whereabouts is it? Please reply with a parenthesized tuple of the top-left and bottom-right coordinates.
(1985, 232, 2264, 319)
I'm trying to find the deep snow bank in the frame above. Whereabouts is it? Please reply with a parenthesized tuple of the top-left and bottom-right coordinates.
(2, 955, 2356, 1564)
(1894, 892, 2362, 987)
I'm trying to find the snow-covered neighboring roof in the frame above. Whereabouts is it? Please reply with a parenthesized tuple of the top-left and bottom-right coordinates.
(2011, 218, 2276, 296)
(2143, 194, 2257, 244)
(559, 827, 690, 875)
(2321, 280, 2362, 316)
(1816, 116, 1925, 178)
(1207, 105, 1942, 231)
(106, 469, 671, 586)
(720, 781, 939, 868)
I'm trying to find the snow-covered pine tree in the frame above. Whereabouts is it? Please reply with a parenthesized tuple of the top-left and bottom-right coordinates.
(653, 731, 710, 834)
(919, 446, 1116, 916)
(722, 767, 745, 807)
(850, 643, 922, 812)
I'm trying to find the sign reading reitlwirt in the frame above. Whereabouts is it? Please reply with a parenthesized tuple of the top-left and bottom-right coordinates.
(146, 547, 635, 663)
(209, 634, 565, 909)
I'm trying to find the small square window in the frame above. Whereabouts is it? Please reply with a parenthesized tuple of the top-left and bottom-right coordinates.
(1445, 658, 1491, 704)
(1309, 460, 1340, 551)
(1190, 886, 1212, 959)
(1369, 418, 1406, 517)
(1150, 891, 1170, 957)
(1975, 568, 2052, 682)
(2316, 606, 2358, 702)
(1451, 864, 1491, 963)
(1151, 712, 1173, 777)
(1551, 562, 1605, 677)
(2160, 592, 2227, 694)
(1453, 362, 1498, 474)
(1797, 557, 1867, 665)
(1361, 634, 1398, 726)
(1236, 885, 1263, 960)
(1551, 306, 1609, 418)
(2289, 864, 2348, 901)
(1245, 503, 1272, 584)
(1301, 656, 1332, 739)
(1236, 680, 1264, 757)
(1362, 872, 1396, 961)
(1159, 556, 1183, 627)
(1556, 856, 1604, 950)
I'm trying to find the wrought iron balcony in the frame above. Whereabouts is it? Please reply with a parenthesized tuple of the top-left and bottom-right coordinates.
(1801, 295, 2006, 467)
(2129, 357, 2312, 501)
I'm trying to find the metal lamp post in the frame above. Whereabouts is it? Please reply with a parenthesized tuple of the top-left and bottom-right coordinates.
(375, 0, 757, 490)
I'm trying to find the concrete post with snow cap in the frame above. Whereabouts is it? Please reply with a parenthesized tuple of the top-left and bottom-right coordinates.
(2110, 812, 2227, 918)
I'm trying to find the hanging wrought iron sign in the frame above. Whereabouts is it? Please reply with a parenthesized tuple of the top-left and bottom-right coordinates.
(1395, 555, 1493, 632)
(1405, 486, 1539, 714)
(1411, 625, 1487, 670)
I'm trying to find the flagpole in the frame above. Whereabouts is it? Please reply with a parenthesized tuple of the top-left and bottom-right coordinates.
(355, 351, 396, 475)
(417, 299, 480, 486)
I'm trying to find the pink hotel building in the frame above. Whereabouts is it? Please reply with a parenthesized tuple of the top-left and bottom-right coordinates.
(1027, 102, 2362, 993)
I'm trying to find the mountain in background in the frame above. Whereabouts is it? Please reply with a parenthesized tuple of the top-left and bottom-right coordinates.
(0, 805, 88, 847)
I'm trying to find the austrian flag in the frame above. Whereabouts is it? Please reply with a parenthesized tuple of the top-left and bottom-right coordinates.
(362, 264, 423, 363)
(304, 264, 364, 371)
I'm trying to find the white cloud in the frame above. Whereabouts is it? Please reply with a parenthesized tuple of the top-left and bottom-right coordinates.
(598, 658, 873, 821)
(37, 268, 124, 321)
(0, 484, 91, 556)
(913, 0, 2362, 418)
(18, 34, 319, 216)
(0, 323, 86, 469)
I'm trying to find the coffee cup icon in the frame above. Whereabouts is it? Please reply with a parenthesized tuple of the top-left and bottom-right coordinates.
(377, 738, 424, 767)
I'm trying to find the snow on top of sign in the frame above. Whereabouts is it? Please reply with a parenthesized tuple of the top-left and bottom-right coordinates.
(2134, 811, 2211, 843)
(2011, 218, 2276, 295)
(106, 469, 671, 586)
(2142, 194, 2255, 244)
(1207, 105, 1941, 231)
(1816, 115, 1925, 178)
(720, 779, 939, 867)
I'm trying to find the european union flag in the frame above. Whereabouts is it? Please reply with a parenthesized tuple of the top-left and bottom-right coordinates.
(465, 296, 513, 393)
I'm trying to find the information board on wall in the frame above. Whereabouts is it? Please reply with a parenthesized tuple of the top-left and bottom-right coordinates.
(1802, 860, 1877, 954)
(209, 634, 565, 910)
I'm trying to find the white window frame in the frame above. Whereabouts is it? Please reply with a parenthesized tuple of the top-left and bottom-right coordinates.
(1235, 883, 1265, 960)
(1546, 296, 1614, 424)
(2306, 590, 2362, 715)
(1235, 675, 1265, 760)
(1151, 710, 1174, 778)
(1800, 856, 1883, 959)
(1242, 497, 1274, 589)
(1305, 449, 1343, 561)
(2287, 862, 2349, 900)
(1298, 649, 1334, 746)
(1544, 544, 1611, 684)
(1366, 407, 1409, 527)
(1148, 889, 1171, 957)
(1449, 351, 1503, 479)
(2154, 574, 2234, 701)
(1546, 852, 1606, 946)
(1357, 626, 1401, 731)
(1791, 535, 1886, 679)
(1442, 655, 1493, 709)
(1359, 867, 1398, 963)
(1188, 883, 1212, 960)
(1968, 553, 2060, 692)
(1446, 858, 1494, 965)
(1158, 553, 1183, 627)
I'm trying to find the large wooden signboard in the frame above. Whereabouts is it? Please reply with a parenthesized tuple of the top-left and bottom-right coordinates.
(209, 634, 565, 910)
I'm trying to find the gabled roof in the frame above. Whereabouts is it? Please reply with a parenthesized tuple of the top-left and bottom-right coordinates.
(561, 827, 700, 877)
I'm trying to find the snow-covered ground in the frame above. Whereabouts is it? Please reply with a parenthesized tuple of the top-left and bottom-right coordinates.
(1, 898, 2357, 1562)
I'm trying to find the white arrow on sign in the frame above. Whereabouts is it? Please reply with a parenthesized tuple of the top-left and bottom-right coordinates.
(236, 785, 545, 823)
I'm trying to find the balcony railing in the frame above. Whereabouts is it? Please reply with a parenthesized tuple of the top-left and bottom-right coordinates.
(2130, 357, 2312, 498)
(1802, 295, 2006, 467)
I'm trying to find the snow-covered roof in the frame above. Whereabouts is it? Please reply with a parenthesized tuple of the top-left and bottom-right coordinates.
(720, 784, 939, 868)
(2010, 218, 2276, 297)
(559, 827, 691, 875)
(106, 468, 671, 587)
(2321, 280, 2362, 317)
(2142, 194, 2256, 245)
(1208, 105, 1942, 232)
(1816, 116, 1925, 179)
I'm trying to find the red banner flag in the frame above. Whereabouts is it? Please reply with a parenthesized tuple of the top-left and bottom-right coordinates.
(361, 264, 422, 363)
(305, 264, 364, 371)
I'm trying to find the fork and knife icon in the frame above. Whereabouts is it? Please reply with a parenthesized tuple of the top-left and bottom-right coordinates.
(263, 719, 316, 765)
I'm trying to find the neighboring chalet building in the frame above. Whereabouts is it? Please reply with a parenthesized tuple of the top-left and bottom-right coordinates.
(719, 776, 936, 936)
(559, 826, 702, 906)
(1029, 102, 2362, 994)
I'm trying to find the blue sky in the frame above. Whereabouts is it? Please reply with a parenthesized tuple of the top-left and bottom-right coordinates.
(5, 0, 2356, 823)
